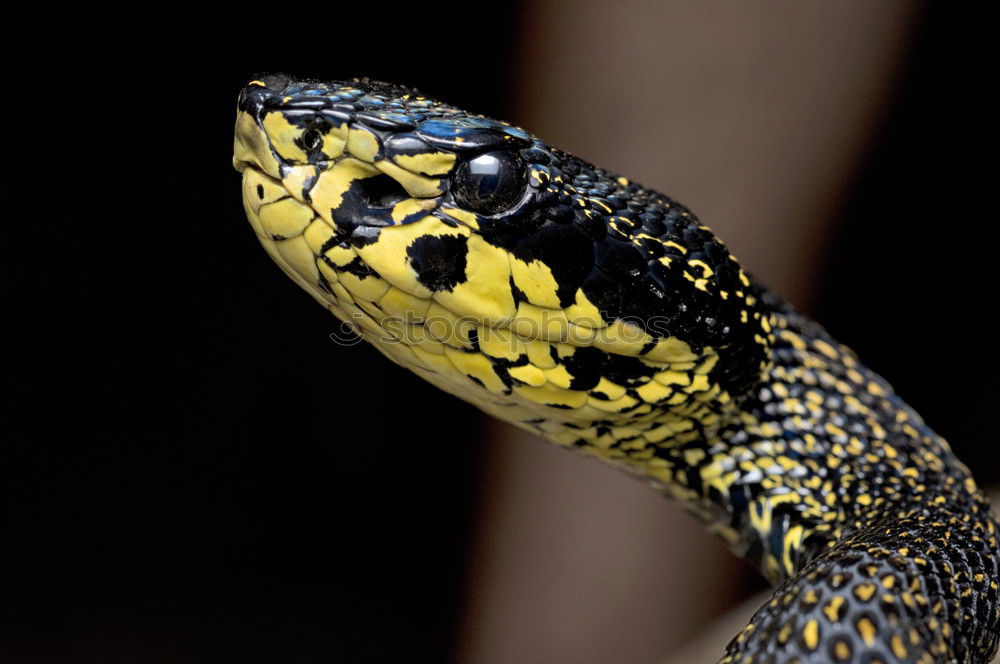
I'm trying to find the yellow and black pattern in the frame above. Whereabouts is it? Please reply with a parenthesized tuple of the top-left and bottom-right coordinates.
(233, 75, 1000, 663)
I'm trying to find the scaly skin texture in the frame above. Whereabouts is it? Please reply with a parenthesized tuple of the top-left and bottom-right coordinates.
(233, 75, 1000, 663)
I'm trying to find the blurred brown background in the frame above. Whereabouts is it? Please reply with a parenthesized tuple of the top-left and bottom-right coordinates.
(5, 2, 996, 663)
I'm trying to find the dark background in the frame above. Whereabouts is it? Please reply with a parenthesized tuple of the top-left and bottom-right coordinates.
(3, 4, 995, 662)
(816, 3, 998, 479)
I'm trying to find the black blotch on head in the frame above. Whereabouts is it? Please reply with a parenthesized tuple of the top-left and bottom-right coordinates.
(340, 256, 379, 279)
(489, 365, 517, 391)
(509, 276, 526, 306)
(348, 226, 382, 248)
(580, 270, 622, 323)
(406, 235, 469, 292)
(484, 221, 595, 308)
(602, 353, 660, 387)
(559, 346, 604, 391)
(594, 239, 645, 284)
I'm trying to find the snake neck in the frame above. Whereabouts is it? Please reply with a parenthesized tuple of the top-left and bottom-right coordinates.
(630, 296, 1000, 661)
(618, 293, 995, 585)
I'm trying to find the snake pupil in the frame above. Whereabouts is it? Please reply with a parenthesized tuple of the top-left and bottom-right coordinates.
(452, 151, 526, 215)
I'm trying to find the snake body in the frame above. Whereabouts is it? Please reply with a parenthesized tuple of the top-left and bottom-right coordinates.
(233, 75, 1000, 663)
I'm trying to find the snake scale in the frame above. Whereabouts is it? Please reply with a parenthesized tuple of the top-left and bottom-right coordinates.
(232, 75, 1000, 663)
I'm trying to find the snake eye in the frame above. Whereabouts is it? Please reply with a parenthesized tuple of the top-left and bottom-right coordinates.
(452, 151, 526, 215)
(301, 128, 324, 153)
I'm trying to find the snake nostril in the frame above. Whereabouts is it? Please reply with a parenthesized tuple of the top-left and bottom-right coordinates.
(358, 174, 409, 208)
(301, 128, 324, 152)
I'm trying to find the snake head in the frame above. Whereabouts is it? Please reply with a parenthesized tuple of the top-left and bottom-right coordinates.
(234, 74, 537, 235)
(235, 76, 774, 450)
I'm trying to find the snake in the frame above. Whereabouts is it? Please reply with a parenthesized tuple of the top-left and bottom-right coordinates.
(232, 74, 1000, 663)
